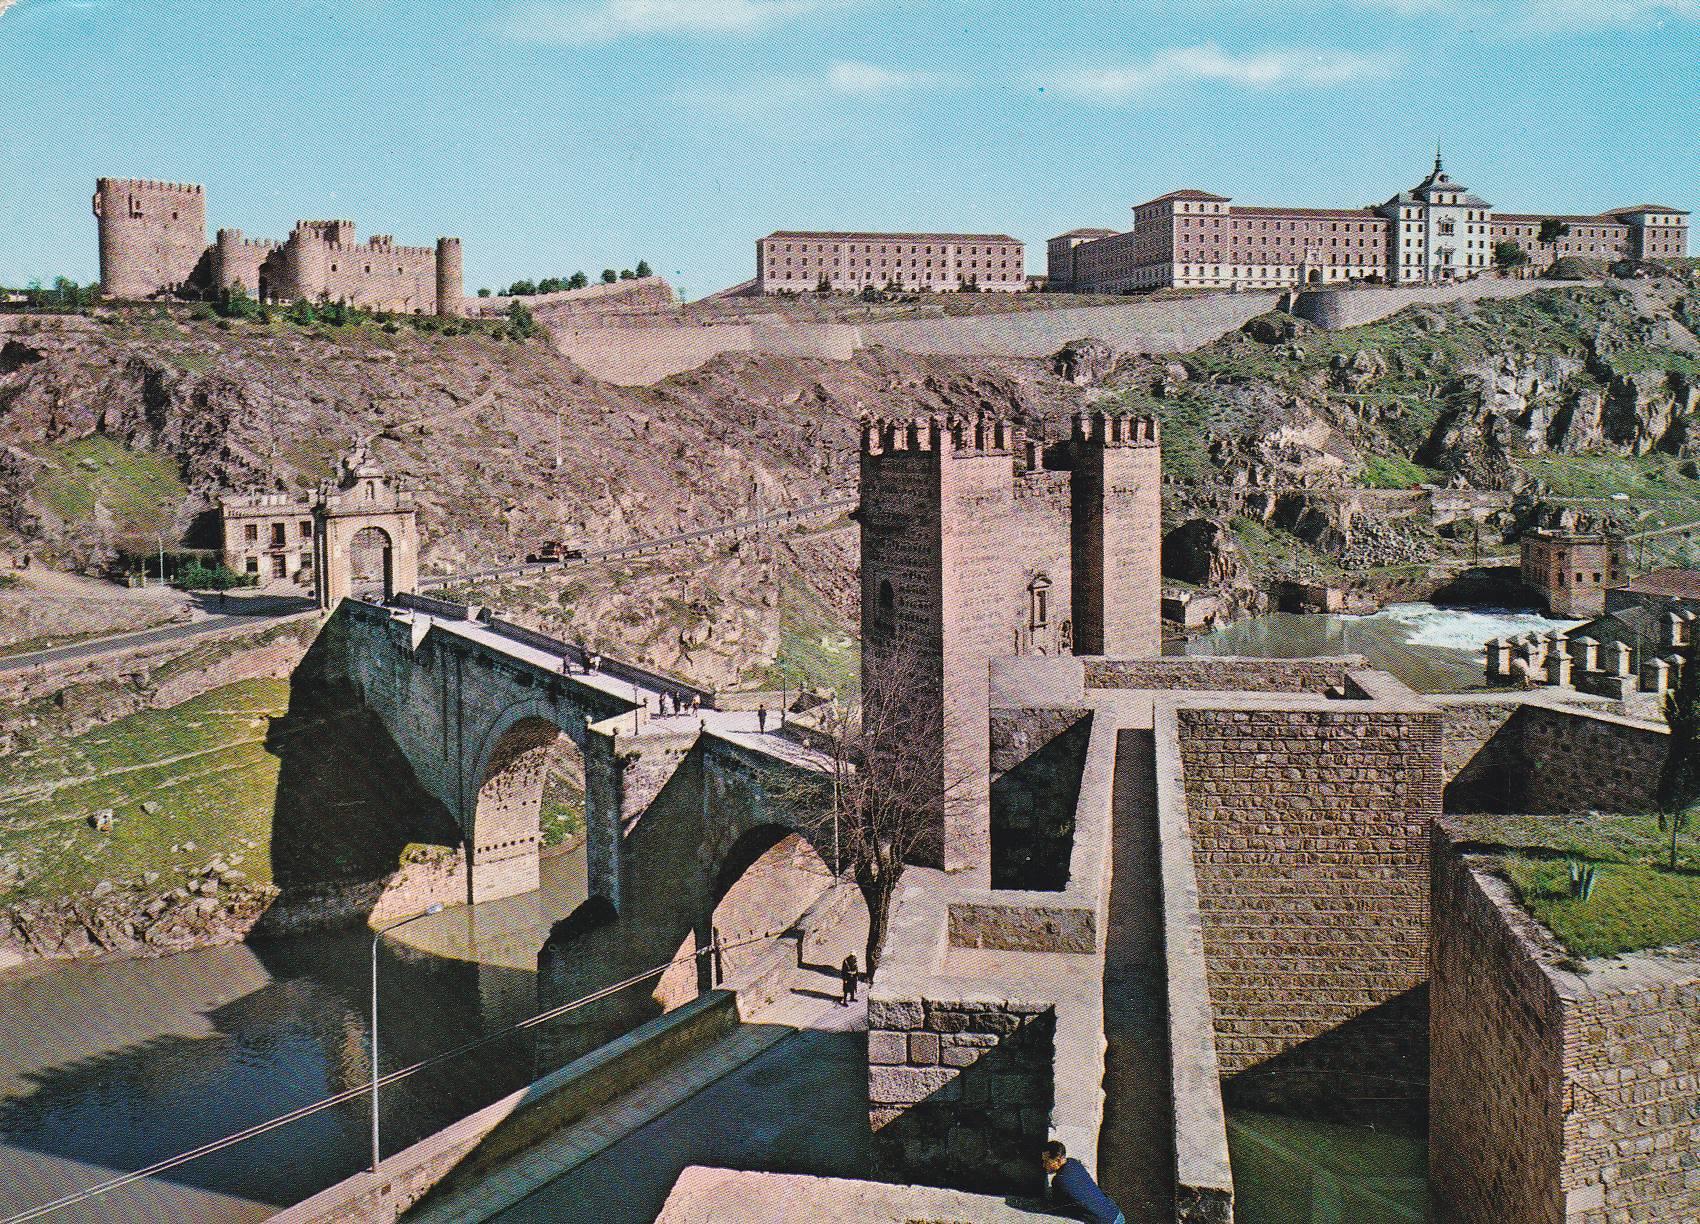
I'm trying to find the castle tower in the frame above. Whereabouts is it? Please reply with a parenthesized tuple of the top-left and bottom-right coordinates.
(92, 178, 207, 300)
(436, 237, 464, 318)
(1071, 411, 1162, 656)
(858, 409, 1162, 879)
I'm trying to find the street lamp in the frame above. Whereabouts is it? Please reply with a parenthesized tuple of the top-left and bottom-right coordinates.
(370, 901, 444, 1172)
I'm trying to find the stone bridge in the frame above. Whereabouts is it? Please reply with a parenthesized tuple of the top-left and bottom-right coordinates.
(331, 593, 830, 909)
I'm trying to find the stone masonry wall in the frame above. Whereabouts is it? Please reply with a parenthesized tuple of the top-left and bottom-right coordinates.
(868, 998, 1056, 1195)
(1430, 831, 1567, 1224)
(1085, 657, 1355, 693)
(1520, 705, 1664, 815)
(1431, 828, 1700, 1224)
(1561, 969, 1700, 1222)
(1177, 703, 1441, 1118)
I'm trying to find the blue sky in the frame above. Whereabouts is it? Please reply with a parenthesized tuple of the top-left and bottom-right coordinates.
(1, 0, 1694, 298)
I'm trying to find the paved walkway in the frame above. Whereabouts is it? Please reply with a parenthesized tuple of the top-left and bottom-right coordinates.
(408, 962, 870, 1223)
(0, 603, 314, 672)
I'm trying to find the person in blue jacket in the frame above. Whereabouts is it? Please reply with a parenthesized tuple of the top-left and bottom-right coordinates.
(1040, 1141, 1124, 1224)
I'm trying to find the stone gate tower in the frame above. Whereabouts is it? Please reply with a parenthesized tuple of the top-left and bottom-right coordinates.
(92, 178, 208, 300)
(312, 442, 419, 609)
(858, 410, 1160, 875)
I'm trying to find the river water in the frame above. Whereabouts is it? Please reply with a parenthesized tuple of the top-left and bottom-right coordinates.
(1179, 601, 1583, 693)
(0, 852, 602, 1222)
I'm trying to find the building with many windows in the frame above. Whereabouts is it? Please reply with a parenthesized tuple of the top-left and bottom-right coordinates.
(1048, 154, 1688, 294)
(755, 231, 1026, 294)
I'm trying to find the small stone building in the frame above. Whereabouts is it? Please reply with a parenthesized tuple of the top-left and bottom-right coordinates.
(220, 493, 316, 586)
(1521, 528, 1625, 617)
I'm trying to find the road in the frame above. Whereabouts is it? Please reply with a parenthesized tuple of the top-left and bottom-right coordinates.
(0, 498, 854, 672)
(0, 603, 315, 673)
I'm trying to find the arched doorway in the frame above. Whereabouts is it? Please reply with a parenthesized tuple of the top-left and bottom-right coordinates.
(349, 525, 394, 599)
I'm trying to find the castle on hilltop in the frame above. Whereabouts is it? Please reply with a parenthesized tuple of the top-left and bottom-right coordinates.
(92, 178, 463, 316)
(1049, 152, 1690, 293)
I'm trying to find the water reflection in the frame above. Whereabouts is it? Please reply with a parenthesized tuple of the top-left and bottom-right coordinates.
(0, 854, 601, 1222)
(1179, 603, 1582, 693)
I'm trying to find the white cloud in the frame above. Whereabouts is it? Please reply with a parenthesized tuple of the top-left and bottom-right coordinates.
(1336, 0, 1697, 27)
(0, 0, 18, 15)
(825, 61, 938, 94)
(501, 0, 831, 44)
(1050, 44, 1404, 101)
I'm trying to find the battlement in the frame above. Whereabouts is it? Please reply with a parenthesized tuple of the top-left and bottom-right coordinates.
(216, 229, 280, 249)
(1071, 411, 1159, 447)
(860, 412, 1022, 458)
(221, 491, 313, 513)
(96, 178, 204, 196)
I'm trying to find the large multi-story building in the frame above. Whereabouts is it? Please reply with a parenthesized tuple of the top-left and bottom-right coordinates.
(755, 231, 1026, 294)
(1049, 154, 1689, 294)
(93, 177, 463, 315)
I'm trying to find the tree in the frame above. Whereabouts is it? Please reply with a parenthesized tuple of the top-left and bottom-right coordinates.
(619, 268, 635, 280)
(477, 287, 492, 298)
(173, 561, 258, 592)
(506, 279, 537, 297)
(536, 276, 565, 294)
(567, 271, 589, 290)
(776, 656, 966, 971)
(1658, 650, 1700, 870)
(1538, 219, 1571, 261)
(505, 299, 538, 339)
(1494, 241, 1529, 274)
(217, 281, 263, 320)
(635, 260, 653, 278)
(601, 269, 619, 284)
(816, 273, 833, 295)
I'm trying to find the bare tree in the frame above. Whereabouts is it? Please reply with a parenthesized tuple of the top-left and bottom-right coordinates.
(777, 653, 966, 971)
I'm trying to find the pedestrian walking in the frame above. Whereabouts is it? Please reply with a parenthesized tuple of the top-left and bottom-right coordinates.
(1040, 1141, 1124, 1224)
(659, 691, 672, 717)
(689, 693, 701, 715)
(757, 704, 767, 733)
(589, 652, 601, 672)
(839, 953, 859, 1005)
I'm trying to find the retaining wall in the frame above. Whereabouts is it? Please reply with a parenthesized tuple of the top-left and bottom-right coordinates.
(1292, 277, 1593, 330)
(271, 990, 742, 1224)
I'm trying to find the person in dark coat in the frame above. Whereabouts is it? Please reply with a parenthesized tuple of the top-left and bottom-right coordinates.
(1040, 1141, 1124, 1224)
(839, 953, 859, 1004)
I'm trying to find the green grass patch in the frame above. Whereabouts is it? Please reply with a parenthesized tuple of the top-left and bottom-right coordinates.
(1602, 346, 1700, 379)
(1360, 454, 1441, 490)
(0, 679, 288, 903)
(1228, 515, 1343, 581)
(32, 434, 187, 537)
(540, 773, 584, 848)
(1453, 811, 1700, 958)
(1507, 857, 1700, 959)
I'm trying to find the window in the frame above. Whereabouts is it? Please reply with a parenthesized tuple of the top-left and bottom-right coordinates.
(272, 555, 287, 578)
(876, 579, 896, 630)
(245, 557, 259, 575)
(300, 519, 314, 539)
(245, 523, 258, 543)
(271, 523, 286, 548)
(1030, 576, 1051, 629)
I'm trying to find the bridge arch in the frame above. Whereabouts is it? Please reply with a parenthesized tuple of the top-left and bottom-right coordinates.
(462, 694, 594, 904)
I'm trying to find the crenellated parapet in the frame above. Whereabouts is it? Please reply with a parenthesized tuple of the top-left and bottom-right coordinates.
(1071, 410, 1159, 447)
(94, 177, 203, 199)
(860, 411, 1022, 458)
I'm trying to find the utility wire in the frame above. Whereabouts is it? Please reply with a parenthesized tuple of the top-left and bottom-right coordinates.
(2, 922, 797, 1224)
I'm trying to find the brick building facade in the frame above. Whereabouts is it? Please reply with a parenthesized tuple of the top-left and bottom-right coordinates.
(756, 231, 1026, 294)
(1049, 154, 1689, 293)
(1520, 528, 1626, 617)
(93, 177, 463, 315)
(858, 410, 1160, 874)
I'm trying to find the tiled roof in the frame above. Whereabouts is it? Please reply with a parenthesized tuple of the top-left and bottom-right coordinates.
(1141, 190, 1232, 204)
(1608, 204, 1691, 217)
(1612, 568, 1700, 601)
(762, 230, 1022, 244)
(1053, 228, 1119, 238)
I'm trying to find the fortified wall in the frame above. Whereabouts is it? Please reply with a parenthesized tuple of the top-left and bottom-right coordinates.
(93, 177, 463, 315)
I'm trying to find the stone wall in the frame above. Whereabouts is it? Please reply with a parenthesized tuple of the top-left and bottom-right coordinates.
(868, 997, 1057, 1194)
(1429, 831, 1566, 1224)
(1437, 696, 1666, 814)
(1176, 698, 1440, 1118)
(1291, 276, 1583, 330)
(1430, 829, 1700, 1224)
(1084, 656, 1357, 694)
(989, 709, 1091, 889)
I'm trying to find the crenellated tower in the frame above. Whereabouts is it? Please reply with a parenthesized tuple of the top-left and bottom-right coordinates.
(436, 237, 464, 317)
(91, 178, 207, 300)
(858, 408, 1161, 877)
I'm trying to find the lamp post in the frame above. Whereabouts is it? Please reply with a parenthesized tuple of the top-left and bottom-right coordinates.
(370, 901, 444, 1173)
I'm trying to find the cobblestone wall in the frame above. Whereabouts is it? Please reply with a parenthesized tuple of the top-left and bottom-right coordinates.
(868, 998, 1056, 1194)
(1519, 705, 1665, 815)
(1177, 703, 1441, 1117)
(1085, 657, 1355, 693)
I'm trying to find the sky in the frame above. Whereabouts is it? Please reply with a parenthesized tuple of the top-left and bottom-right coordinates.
(1, 0, 1695, 298)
